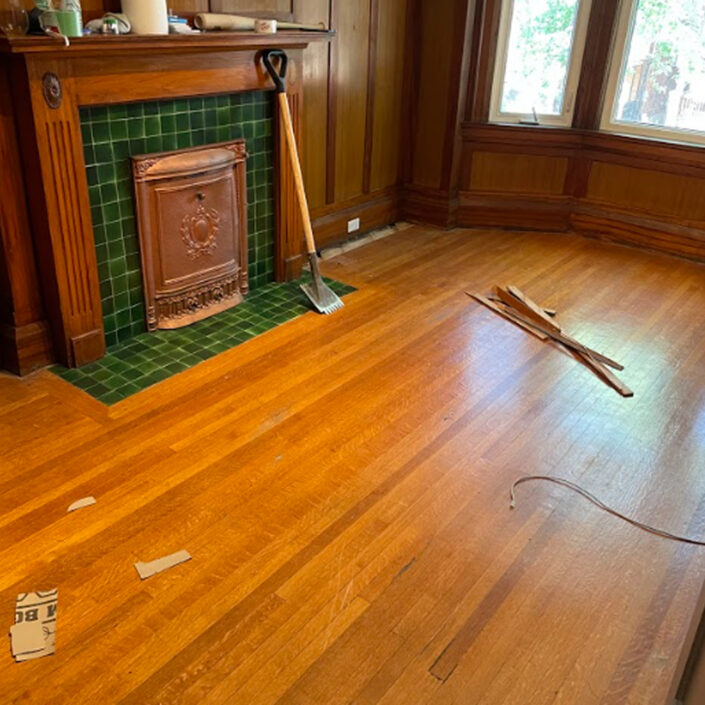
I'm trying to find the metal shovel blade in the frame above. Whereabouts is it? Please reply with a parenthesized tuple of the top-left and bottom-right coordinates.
(301, 254, 344, 315)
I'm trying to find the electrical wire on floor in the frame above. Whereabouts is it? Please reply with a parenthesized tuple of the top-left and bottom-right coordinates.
(510, 475, 705, 547)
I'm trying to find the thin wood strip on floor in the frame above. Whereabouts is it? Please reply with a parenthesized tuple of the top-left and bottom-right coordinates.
(1, 227, 704, 705)
(469, 285, 632, 396)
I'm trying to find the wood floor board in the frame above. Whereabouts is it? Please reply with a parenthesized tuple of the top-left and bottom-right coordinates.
(1, 226, 705, 704)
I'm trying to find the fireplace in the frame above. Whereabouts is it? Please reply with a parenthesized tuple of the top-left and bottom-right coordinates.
(0, 30, 330, 371)
(132, 140, 249, 331)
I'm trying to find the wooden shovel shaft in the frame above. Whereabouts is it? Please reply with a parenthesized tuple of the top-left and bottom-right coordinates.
(277, 92, 317, 257)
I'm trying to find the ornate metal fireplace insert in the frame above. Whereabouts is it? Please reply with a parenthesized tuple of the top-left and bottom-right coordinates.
(132, 140, 249, 331)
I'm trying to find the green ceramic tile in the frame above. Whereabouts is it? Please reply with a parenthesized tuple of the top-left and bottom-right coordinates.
(79, 91, 275, 345)
(51, 277, 356, 405)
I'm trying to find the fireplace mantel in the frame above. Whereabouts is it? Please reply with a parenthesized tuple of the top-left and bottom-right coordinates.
(0, 30, 332, 371)
(0, 30, 331, 56)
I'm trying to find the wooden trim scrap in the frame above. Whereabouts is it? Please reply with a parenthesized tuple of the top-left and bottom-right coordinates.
(467, 286, 632, 397)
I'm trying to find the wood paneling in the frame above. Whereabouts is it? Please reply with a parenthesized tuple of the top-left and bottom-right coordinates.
(410, 0, 455, 189)
(294, 0, 330, 210)
(457, 126, 705, 260)
(332, 0, 371, 203)
(369, 0, 407, 192)
(404, 0, 476, 229)
(470, 152, 568, 194)
(586, 163, 705, 223)
(572, 0, 620, 130)
(171, 0, 210, 10)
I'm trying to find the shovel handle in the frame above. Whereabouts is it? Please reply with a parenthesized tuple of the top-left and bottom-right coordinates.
(262, 49, 318, 258)
(262, 49, 289, 94)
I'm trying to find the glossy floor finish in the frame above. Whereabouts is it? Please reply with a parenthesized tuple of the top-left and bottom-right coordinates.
(51, 278, 355, 405)
(2, 226, 705, 705)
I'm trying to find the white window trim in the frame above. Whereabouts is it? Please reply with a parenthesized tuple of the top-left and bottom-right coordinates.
(489, 0, 593, 127)
(602, 0, 705, 147)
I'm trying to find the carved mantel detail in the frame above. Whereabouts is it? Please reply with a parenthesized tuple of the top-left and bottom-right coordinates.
(42, 72, 62, 109)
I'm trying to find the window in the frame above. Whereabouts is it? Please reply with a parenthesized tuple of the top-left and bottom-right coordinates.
(490, 0, 593, 126)
(603, 0, 705, 145)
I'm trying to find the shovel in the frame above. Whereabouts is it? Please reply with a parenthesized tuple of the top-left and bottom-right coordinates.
(262, 49, 344, 315)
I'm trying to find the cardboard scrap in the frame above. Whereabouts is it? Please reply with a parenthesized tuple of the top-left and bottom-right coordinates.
(10, 622, 45, 659)
(134, 550, 192, 580)
(10, 589, 57, 662)
(67, 496, 97, 513)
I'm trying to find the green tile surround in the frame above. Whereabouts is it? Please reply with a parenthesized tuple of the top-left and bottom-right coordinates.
(51, 278, 355, 406)
(80, 92, 274, 348)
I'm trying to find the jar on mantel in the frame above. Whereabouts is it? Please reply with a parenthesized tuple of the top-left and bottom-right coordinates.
(0, 0, 28, 37)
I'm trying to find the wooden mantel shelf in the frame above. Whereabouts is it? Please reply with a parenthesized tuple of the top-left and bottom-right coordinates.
(0, 30, 333, 56)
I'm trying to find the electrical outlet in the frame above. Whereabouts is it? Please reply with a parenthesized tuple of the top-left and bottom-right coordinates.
(347, 218, 361, 234)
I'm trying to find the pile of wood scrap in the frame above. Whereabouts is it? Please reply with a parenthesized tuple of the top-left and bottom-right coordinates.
(468, 285, 632, 397)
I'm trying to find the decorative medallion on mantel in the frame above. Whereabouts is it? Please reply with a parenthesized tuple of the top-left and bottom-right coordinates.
(42, 72, 62, 109)
(132, 141, 249, 331)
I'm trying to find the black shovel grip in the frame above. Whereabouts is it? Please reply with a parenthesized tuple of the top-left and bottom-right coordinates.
(262, 49, 289, 94)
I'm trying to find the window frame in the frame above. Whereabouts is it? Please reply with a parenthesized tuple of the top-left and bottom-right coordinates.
(489, 0, 594, 127)
(601, 0, 705, 147)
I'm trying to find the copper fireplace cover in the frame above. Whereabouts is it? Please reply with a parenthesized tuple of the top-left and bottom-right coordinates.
(132, 140, 248, 331)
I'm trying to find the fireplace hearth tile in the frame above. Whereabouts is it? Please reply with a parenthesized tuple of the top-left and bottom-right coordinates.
(81, 91, 275, 348)
(51, 278, 356, 406)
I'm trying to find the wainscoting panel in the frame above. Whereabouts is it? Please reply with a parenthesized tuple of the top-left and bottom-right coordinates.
(586, 163, 705, 224)
(458, 124, 705, 262)
(469, 152, 569, 195)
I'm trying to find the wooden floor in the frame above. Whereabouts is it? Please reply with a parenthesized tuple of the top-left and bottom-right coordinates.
(2, 226, 705, 704)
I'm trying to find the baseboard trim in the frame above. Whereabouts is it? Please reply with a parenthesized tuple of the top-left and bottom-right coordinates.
(458, 192, 572, 232)
(1, 319, 54, 376)
(312, 190, 402, 248)
(572, 204, 705, 263)
(403, 185, 459, 229)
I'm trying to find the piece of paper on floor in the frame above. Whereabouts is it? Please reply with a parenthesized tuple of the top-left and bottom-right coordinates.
(67, 496, 97, 513)
(134, 550, 191, 580)
(10, 589, 57, 662)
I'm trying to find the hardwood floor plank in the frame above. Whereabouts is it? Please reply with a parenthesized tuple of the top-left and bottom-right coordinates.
(1, 227, 704, 704)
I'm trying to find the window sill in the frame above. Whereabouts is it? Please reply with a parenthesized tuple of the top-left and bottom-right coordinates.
(461, 122, 705, 172)
(600, 126, 705, 151)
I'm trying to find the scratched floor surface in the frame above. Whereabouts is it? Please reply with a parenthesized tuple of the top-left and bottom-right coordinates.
(1, 226, 705, 704)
